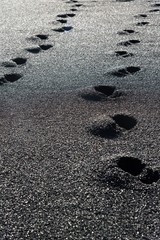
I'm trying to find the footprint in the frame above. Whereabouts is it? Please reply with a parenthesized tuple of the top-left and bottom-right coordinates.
(88, 113, 137, 139)
(1, 61, 17, 68)
(67, 13, 76, 17)
(112, 113, 137, 130)
(117, 157, 145, 176)
(26, 46, 41, 54)
(53, 26, 73, 32)
(149, 9, 160, 12)
(39, 44, 53, 50)
(70, 8, 78, 11)
(140, 168, 160, 184)
(115, 50, 133, 57)
(118, 39, 140, 46)
(152, 3, 160, 7)
(57, 19, 67, 24)
(36, 34, 49, 40)
(136, 21, 149, 26)
(94, 85, 116, 96)
(4, 73, 23, 83)
(12, 57, 27, 65)
(111, 66, 141, 77)
(117, 29, 135, 35)
(72, 4, 83, 7)
(57, 14, 68, 18)
(135, 14, 147, 18)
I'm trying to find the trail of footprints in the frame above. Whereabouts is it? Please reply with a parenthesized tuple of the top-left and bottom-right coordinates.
(0, 0, 85, 85)
(85, 0, 160, 187)
(1, 0, 159, 187)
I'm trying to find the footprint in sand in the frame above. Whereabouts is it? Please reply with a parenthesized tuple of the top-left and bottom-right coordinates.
(57, 19, 67, 24)
(39, 44, 53, 50)
(26, 46, 41, 54)
(94, 156, 159, 188)
(0, 73, 23, 85)
(149, 8, 160, 12)
(72, 4, 83, 7)
(118, 39, 140, 46)
(88, 113, 137, 139)
(57, 14, 68, 18)
(117, 29, 135, 35)
(134, 14, 148, 18)
(12, 57, 27, 65)
(136, 21, 149, 26)
(115, 50, 133, 58)
(70, 8, 78, 11)
(151, 3, 160, 7)
(117, 156, 160, 184)
(36, 34, 49, 40)
(53, 26, 73, 32)
(117, 156, 145, 176)
(111, 66, 141, 77)
(81, 85, 123, 101)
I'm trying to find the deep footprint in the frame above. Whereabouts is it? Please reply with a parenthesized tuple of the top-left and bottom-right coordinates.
(117, 29, 135, 35)
(53, 26, 73, 32)
(94, 85, 116, 96)
(57, 19, 67, 24)
(39, 44, 53, 50)
(118, 39, 140, 46)
(135, 14, 147, 18)
(4, 73, 23, 83)
(140, 168, 160, 184)
(136, 21, 149, 26)
(117, 157, 145, 176)
(12, 57, 27, 65)
(36, 34, 48, 40)
(112, 114, 137, 130)
(26, 46, 41, 54)
(57, 14, 68, 18)
(115, 50, 133, 57)
(112, 66, 140, 77)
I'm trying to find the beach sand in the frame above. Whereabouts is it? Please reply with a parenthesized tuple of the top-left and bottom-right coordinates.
(0, 0, 160, 239)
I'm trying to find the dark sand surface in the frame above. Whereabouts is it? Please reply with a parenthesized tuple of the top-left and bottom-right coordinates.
(0, 0, 160, 239)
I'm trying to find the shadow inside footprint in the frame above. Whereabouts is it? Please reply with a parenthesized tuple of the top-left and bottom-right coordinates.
(36, 34, 48, 40)
(57, 14, 68, 18)
(12, 57, 27, 65)
(94, 85, 116, 96)
(136, 21, 149, 26)
(117, 157, 145, 176)
(112, 66, 140, 77)
(4, 73, 23, 83)
(39, 44, 53, 50)
(67, 13, 76, 17)
(149, 9, 160, 12)
(135, 14, 147, 18)
(26, 46, 41, 54)
(112, 114, 137, 130)
(53, 26, 73, 32)
(118, 29, 135, 35)
(115, 50, 133, 57)
(57, 19, 67, 24)
(140, 168, 160, 184)
(118, 39, 140, 46)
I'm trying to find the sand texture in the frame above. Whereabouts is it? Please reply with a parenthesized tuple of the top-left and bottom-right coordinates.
(0, 0, 160, 239)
